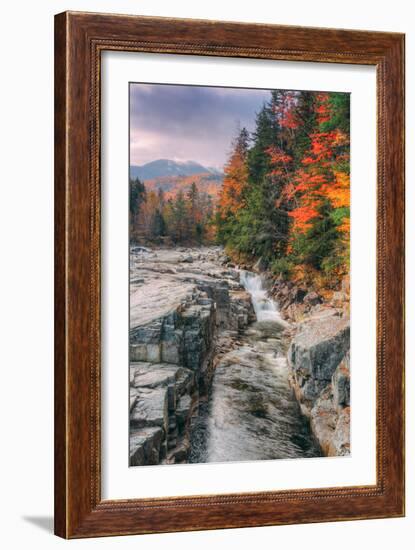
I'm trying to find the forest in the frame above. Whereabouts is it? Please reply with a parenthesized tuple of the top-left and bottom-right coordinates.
(130, 89, 350, 289)
(129, 179, 216, 245)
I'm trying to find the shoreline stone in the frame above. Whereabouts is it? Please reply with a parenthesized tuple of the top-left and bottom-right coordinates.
(286, 309, 350, 456)
(265, 269, 351, 457)
(129, 246, 255, 465)
(129, 246, 350, 463)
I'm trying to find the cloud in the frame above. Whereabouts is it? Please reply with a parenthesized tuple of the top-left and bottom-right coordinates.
(129, 83, 270, 168)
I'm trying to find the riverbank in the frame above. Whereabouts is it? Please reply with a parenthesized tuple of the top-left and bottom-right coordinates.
(129, 246, 256, 465)
(129, 246, 350, 465)
(254, 263, 351, 457)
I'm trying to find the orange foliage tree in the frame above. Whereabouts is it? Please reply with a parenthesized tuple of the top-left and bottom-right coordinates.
(219, 127, 250, 218)
(266, 91, 350, 278)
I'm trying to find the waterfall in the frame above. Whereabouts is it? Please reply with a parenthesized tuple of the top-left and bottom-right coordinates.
(240, 271, 285, 324)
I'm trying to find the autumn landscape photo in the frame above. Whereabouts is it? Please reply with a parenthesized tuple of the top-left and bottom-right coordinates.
(128, 83, 351, 467)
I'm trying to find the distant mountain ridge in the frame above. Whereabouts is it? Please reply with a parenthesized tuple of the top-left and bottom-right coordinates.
(142, 172, 222, 202)
(130, 159, 223, 181)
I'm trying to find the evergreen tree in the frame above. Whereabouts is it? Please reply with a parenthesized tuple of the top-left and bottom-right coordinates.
(171, 190, 187, 243)
(129, 177, 146, 242)
(217, 127, 250, 245)
(215, 88, 350, 287)
(228, 92, 292, 261)
(129, 177, 146, 217)
(151, 209, 167, 237)
(247, 103, 275, 184)
(186, 182, 199, 240)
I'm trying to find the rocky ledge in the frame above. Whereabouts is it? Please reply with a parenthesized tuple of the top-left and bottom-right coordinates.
(130, 362, 197, 465)
(288, 313, 350, 456)
(129, 246, 254, 466)
(269, 274, 351, 457)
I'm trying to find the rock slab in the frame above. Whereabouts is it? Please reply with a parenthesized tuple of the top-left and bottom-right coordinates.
(288, 314, 350, 457)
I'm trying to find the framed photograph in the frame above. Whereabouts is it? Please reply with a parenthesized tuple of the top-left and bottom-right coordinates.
(54, 11, 405, 538)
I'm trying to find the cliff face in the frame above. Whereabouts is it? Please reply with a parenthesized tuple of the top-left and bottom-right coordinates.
(130, 363, 197, 465)
(129, 247, 350, 464)
(130, 288, 216, 392)
(129, 247, 254, 466)
(310, 355, 350, 456)
(272, 277, 351, 457)
(288, 314, 350, 456)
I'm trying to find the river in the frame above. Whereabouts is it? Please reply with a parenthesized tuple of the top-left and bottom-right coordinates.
(189, 269, 321, 463)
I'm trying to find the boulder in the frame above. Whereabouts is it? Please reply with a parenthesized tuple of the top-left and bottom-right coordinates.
(127, 247, 257, 465)
(130, 319, 163, 345)
(289, 315, 350, 394)
(176, 394, 193, 434)
(310, 387, 338, 456)
(146, 343, 161, 362)
(161, 339, 181, 364)
(174, 368, 195, 397)
(329, 407, 350, 456)
(132, 365, 178, 389)
(130, 343, 148, 362)
(131, 362, 194, 391)
(303, 291, 322, 306)
(290, 286, 307, 303)
(129, 427, 164, 466)
(227, 290, 256, 330)
(130, 386, 169, 433)
(309, 385, 350, 457)
(332, 356, 350, 409)
(129, 361, 197, 465)
(130, 387, 138, 412)
(167, 437, 191, 463)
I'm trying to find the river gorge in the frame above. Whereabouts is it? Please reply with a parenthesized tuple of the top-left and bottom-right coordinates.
(129, 246, 350, 466)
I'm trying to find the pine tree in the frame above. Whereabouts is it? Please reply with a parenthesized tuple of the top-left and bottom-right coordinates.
(186, 182, 199, 240)
(129, 177, 146, 242)
(215, 88, 350, 287)
(151, 209, 167, 237)
(235, 92, 293, 261)
(279, 91, 350, 281)
(170, 190, 187, 243)
(129, 177, 146, 215)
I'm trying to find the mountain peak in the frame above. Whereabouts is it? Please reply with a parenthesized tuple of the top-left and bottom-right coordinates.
(130, 159, 223, 181)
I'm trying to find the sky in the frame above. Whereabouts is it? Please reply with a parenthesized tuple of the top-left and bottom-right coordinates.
(129, 83, 270, 170)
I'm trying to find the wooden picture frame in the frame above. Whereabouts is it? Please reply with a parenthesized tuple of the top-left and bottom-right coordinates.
(54, 11, 405, 538)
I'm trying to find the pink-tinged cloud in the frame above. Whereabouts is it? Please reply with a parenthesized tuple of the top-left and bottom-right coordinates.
(130, 83, 270, 169)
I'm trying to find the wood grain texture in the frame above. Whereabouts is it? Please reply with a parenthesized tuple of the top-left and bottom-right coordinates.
(54, 11, 68, 538)
(54, 11, 405, 539)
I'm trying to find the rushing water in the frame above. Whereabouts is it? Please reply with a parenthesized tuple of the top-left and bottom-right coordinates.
(189, 271, 321, 463)
(240, 271, 289, 324)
